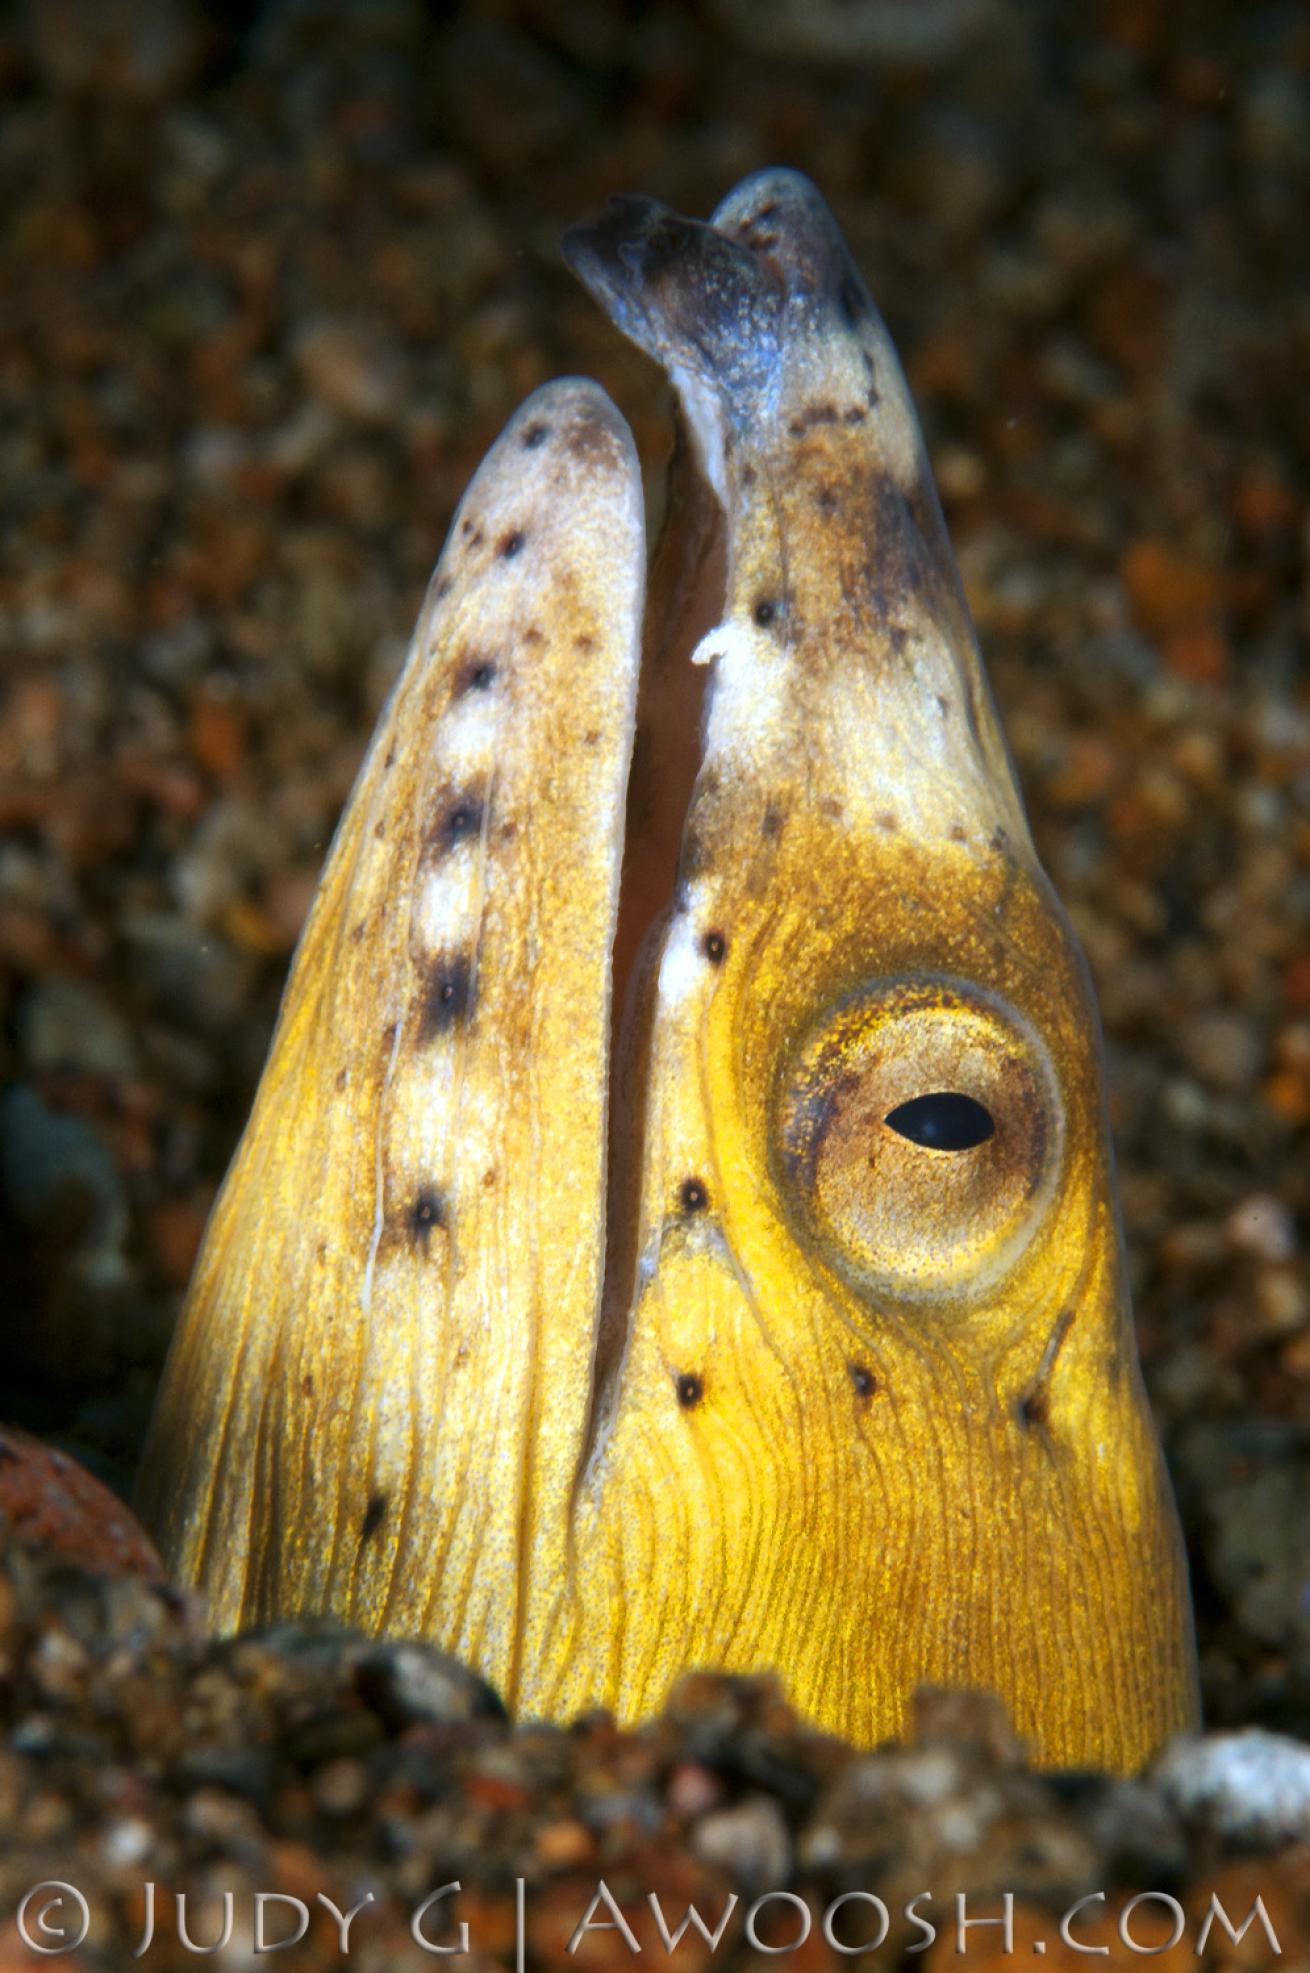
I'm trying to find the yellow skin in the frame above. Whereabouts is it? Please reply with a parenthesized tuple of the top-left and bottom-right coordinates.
(136, 171, 1198, 1773)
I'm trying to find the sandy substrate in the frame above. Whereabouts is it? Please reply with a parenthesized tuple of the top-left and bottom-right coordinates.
(0, 0, 1307, 1928)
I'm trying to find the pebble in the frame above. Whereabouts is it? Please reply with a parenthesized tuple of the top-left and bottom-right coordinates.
(693, 1796, 791, 1889)
(0, 1428, 161, 1582)
(1226, 1193, 1298, 1263)
(354, 1640, 507, 1729)
(1152, 1731, 1310, 1845)
(0, 1542, 1304, 1960)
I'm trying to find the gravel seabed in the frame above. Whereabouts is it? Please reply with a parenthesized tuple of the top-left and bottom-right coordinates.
(0, 0, 1307, 1956)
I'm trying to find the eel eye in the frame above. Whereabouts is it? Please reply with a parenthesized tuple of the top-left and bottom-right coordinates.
(776, 978, 1063, 1302)
(884, 1091, 995, 1151)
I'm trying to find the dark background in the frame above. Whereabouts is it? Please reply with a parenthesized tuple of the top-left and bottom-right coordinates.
(1, 0, 1307, 1734)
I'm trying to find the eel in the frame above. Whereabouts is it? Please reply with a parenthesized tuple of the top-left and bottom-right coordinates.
(135, 169, 1199, 1774)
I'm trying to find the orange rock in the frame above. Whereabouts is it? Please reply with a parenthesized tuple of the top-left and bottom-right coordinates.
(1262, 1069, 1310, 1123)
(1122, 538, 1224, 641)
(148, 1196, 210, 1289)
(1163, 623, 1229, 686)
(190, 684, 247, 783)
(1044, 733, 1119, 808)
(0, 1427, 162, 1581)
(1281, 952, 1310, 1013)
(1233, 472, 1298, 538)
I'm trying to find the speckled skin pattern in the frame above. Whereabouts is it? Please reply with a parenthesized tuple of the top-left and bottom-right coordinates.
(137, 171, 1198, 1775)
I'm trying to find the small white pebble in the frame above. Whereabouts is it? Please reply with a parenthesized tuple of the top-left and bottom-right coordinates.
(897, 1747, 961, 1808)
(1226, 1193, 1297, 1264)
(101, 1817, 154, 1867)
(1152, 1730, 1310, 1844)
(693, 1796, 790, 1887)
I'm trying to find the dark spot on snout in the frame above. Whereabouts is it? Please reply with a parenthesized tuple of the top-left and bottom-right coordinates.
(680, 1177, 709, 1214)
(457, 657, 496, 694)
(421, 956, 473, 1038)
(702, 930, 727, 965)
(675, 1372, 704, 1409)
(438, 796, 483, 849)
(849, 1363, 877, 1401)
(498, 530, 527, 559)
(410, 1188, 446, 1245)
(753, 599, 780, 629)
(522, 423, 550, 449)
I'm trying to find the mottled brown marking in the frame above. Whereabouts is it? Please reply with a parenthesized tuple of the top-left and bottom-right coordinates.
(360, 1493, 388, 1543)
(567, 418, 623, 467)
(788, 403, 840, 437)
